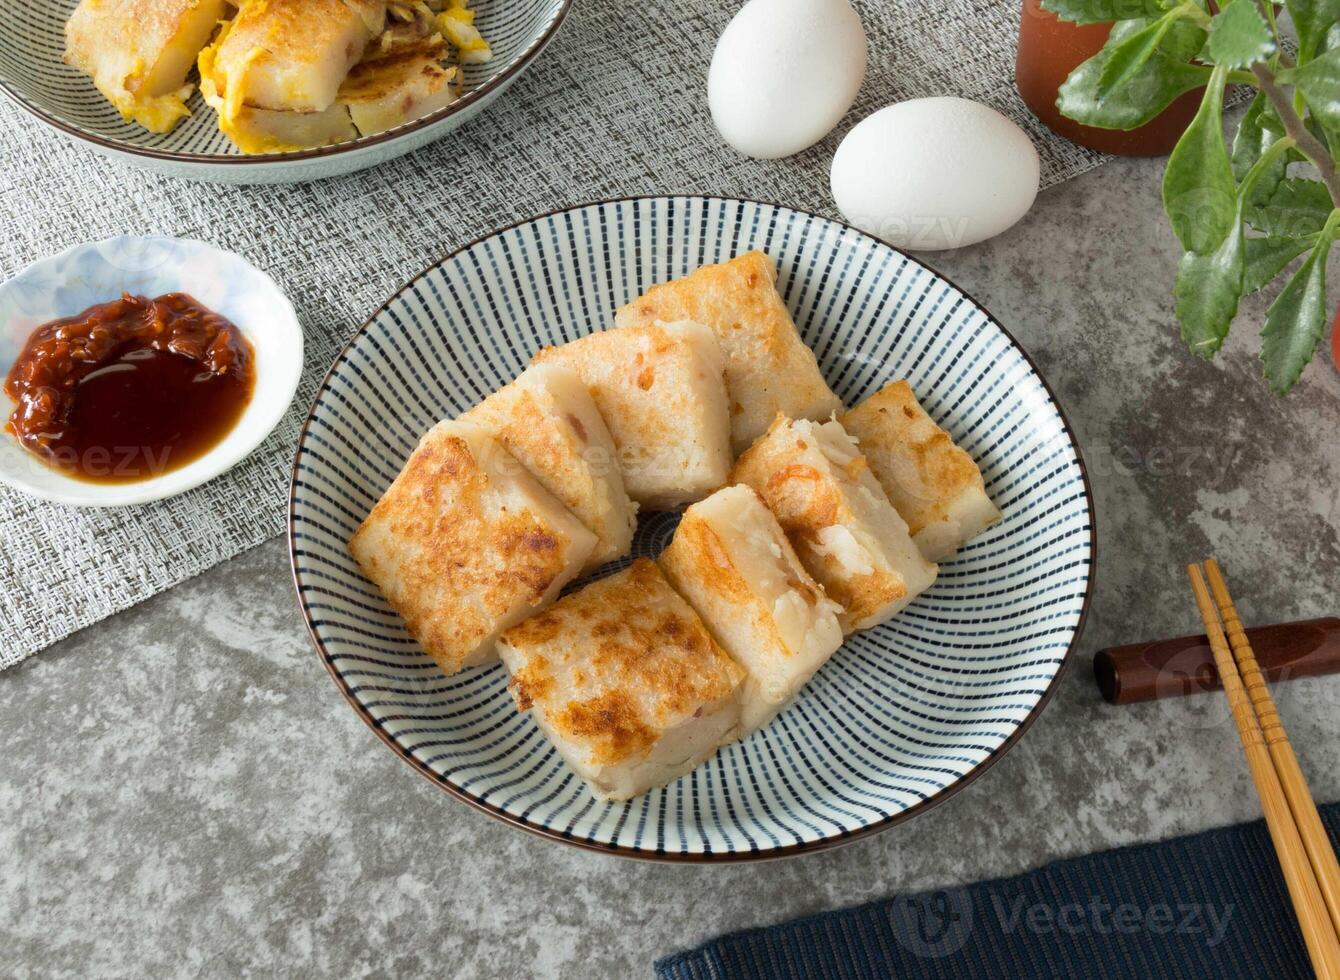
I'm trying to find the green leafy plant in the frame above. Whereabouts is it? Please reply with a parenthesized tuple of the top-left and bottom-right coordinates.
(1046, 0, 1340, 393)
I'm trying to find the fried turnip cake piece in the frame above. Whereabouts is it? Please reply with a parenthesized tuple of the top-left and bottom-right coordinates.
(660, 486, 843, 734)
(65, 0, 230, 132)
(338, 34, 459, 137)
(349, 419, 596, 676)
(203, 21, 456, 151)
(498, 559, 745, 801)
(840, 380, 1001, 561)
(461, 364, 636, 573)
(531, 321, 731, 511)
(615, 251, 841, 453)
(731, 416, 938, 633)
(205, 0, 386, 116)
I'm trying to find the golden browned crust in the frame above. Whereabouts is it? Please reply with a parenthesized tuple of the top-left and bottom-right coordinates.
(530, 321, 731, 509)
(839, 380, 987, 536)
(499, 559, 743, 765)
(349, 423, 585, 675)
(530, 327, 682, 461)
(614, 251, 841, 451)
(338, 35, 452, 101)
(553, 690, 658, 767)
(460, 365, 634, 570)
(507, 659, 552, 712)
(660, 509, 752, 607)
(820, 564, 906, 626)
(658, 503, 795, 662)
(220, 0, 360, 70)
(66, 0, 218, 91)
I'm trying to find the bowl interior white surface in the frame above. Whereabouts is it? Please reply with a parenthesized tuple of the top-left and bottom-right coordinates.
(0, 0, 569, 182)
(0, 235, 302, 506)
(290, 197, 1095, 861)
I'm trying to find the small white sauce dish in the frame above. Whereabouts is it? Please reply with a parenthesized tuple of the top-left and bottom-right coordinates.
(0, 235, 302, 506)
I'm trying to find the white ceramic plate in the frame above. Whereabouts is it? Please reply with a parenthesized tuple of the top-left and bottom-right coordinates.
(290, 197, 1096, 862)
(0, 235, 302, 506)
(0, 0, 570, 184)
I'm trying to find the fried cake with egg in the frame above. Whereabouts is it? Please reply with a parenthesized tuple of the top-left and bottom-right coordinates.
(64, 0, 230, 132)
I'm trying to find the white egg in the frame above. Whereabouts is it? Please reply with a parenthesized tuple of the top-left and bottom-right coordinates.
(830, 97, 1040, 250)
(708, 0, 867, 160)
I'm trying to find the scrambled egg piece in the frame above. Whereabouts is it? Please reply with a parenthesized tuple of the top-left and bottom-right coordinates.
(437, 0, 492, 64)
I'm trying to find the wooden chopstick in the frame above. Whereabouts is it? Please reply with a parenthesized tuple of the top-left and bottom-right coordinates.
(1205, 559, 1340, 941)
(1187, 563, 1340, 978)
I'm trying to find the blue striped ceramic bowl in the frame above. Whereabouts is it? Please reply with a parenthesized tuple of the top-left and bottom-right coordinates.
(289, 197, 1095, 861)
(0, 0, 569, 183)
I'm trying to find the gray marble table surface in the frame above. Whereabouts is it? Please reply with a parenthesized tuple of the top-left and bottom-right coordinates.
(4, 152, 1339, 979)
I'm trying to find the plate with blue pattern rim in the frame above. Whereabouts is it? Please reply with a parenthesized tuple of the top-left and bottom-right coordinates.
(0, 0, 570, 184)
(289, 196, 1096, 862)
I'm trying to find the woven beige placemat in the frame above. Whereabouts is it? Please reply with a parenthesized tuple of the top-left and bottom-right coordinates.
(0, 0, 1110, 668)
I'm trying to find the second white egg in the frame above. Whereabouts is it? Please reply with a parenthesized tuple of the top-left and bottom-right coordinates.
(831, 97, 1041, 251)
(708, 0, 867, 160)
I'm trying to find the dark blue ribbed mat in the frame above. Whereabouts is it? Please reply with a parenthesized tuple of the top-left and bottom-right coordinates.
(656, 805, 1340, 979)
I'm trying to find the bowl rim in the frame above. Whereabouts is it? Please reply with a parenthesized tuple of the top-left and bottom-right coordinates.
(0, 233, 304, 507)
(287, 194, 1098, 864)
(0, 0, 573, 168)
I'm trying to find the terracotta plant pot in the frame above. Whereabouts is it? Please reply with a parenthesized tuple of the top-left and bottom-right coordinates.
(1331, 308, 1340, 375)
(1015, 0, 1203, 156)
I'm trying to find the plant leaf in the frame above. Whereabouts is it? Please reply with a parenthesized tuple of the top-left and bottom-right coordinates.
(1285, 0, 1340, 61)
(1306, 112, 1340, 158)
(1261, 227, 1336, 393)
(1283, 48, 1340, 130)
(1099, 12, 1180, 96)
(1173, 139, 1293, 357)
(1159, 14, 1209, 60)
(1152, 14, 1206, 60)
(1207, 0, 1276, 67)
(1163, 65, 1236, 253)
(1243, 234, 1319, 291)
(1041, 0, 1167, 25)
(1058, 20, 1212, 130)
(1231, 93, 1290, 203)
(1176, 229, 1246, 357)
(1244, 178, 1334, 235)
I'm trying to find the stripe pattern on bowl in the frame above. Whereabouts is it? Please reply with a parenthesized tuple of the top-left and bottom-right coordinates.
(289, 197, 1095, 860)
(0, 0, 564, 161)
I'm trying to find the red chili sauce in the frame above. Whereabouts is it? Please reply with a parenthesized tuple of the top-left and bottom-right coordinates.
(4, 292, 255, 484)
